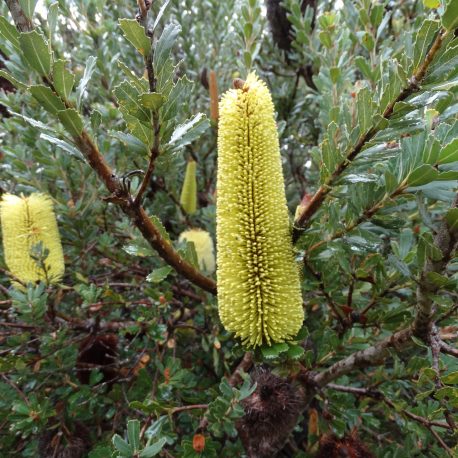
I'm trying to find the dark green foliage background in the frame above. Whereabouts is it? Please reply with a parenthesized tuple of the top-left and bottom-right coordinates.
(0, 0, 457, 456)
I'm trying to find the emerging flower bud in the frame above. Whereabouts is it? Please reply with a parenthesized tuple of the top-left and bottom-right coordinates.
(217, 73, 304, 347)
(180, 160, 197, 215)
(0, 193, 65, 286)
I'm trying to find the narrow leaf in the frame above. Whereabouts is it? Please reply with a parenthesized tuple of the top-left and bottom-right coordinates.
(40, 133, 85, 161)
(0, 16, 20, 52)
(146, 266, 173, 283)
(119, 18, 151, 56)
(19, 31, 51, 76)
(30, 85, 66, 114)
(127, 419, 140, 451)
(442, 0, 458, 31)
(76, 56, 97, 109)
(438, 138, 458, 164)
(139, 438, 167, 457)
(407, 164, 438, 186)
(53, 59, 75, 100)
(18, 0, 38, 19)
(153, 23, 181, 75)
(167, 113, 209, 150)
(57, 109, 83, 137)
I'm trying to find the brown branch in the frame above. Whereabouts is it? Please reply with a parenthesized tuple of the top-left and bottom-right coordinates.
(303, 258, 347, 327)
(4, 1, 216, 295)
(439, 340, 458, 357)
(294, 28, 447, 233)
(169, 404, 208, 415)
(3, 0, 32, 32)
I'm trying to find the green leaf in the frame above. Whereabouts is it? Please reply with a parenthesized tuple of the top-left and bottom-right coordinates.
(0, 16, 20, 52)
(139, 438, 167, 457)
(19, 31, 51, 76)
(30, 85, 66, 114)
(442, 0, 458, 31)
(57, 109, 83, 136)
(91, 110, 102, 131)
(413, 20, 439, 71)
(76, 56, 97, 109)
(114, 81, 150, 122)
(287, 345, 305, 360)
(9, 111, 56, 132)
(150, 215, 171, 244)
(261, 342, 289, 360)
(119, 19, 151, 57)
(112, 434, 132, 455)
(438, 138, 458, 164)
(40, 133, 85, 161)
(53, 59, 75, 100)
(407, 164, 438, 186)
(120, 108, 154, 147)
(426, 272, 455, 288)
(442, 371, 458, 385)
(152, 0, 172, 32)
(446, 208, 458, 232)
(153, 23, 181, 75)
(167, 113, 209, 150)
(0, 70, 27, 90)
(139, 92, 166, 110)
(356, 87, 375, 134)
(19, 0, 38, 19)
(127, 419, 140, 451)
(48, 2, 59, 38)
(146, 266, 173, 283)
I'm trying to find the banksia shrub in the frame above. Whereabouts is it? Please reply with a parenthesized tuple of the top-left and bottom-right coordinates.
(0, 193, 65, 285)
(180, 160, 197, 215)
(178, 229, 215, 274)
(216, 73, 304, 347)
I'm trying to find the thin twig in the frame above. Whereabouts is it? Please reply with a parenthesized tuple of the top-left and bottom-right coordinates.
(294, 28, 448, 233)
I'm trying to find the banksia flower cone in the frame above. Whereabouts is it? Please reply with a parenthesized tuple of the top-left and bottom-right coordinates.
(0, 193, 65, 285)
(216, 73, 303, 347)
(179, 229, 215, 274)
(180, 160, 197, 215)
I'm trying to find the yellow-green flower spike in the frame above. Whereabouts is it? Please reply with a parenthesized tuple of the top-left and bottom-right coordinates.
(216, 73, 304, 347)
(179, 229, 215, 274)
(180, 160, 197, 215)
(0, 193, 65, 286)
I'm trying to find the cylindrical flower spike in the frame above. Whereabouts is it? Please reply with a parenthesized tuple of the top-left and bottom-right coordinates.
(179, 229, 215, 274)
(217, 73, 304, 347)
(0, 193, 65, 286)
(180, 160, 197, 215)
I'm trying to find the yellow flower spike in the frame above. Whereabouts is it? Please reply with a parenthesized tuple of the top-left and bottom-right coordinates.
(0, 193, 65, 286)
(216, 73, 304, 347)
(180, 160, 197, 215)
(179, 229, 215, 274)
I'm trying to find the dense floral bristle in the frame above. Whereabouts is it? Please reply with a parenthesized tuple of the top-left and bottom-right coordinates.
(0, 193, 65, 285)
(180, 160, 197, 215)
(179, 229, 215, 274)
(216, 73, 304, 347)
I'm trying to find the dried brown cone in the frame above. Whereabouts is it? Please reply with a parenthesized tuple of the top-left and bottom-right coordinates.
(209, 70, 219, 122)
(315, 429, 375, 458)
(236, 368, 305, 458)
